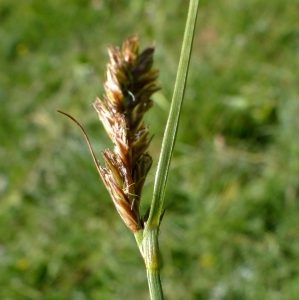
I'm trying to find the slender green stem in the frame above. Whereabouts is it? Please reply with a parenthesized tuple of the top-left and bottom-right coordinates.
(139, 1, 199, 299)
(146, 0, 199, 228)
(147, 269, 164, 300)
(144, 228, 164, 300)
(135, 229, 164, 299)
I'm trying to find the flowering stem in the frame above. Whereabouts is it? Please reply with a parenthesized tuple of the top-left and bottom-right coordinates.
(135, 228, 164, 299)
(134, 229, 164, 300)
(143, 228, 164, 300)
(142, 1, 199, 298)
(147, 269, 163, 300)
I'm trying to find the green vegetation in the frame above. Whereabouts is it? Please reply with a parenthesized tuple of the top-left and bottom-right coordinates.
(1, 0, 299, 299)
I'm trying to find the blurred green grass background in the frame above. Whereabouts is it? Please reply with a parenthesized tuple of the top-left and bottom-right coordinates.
(1, 0, 299, 299)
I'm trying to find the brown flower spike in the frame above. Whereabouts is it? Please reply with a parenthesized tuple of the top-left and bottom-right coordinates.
(93, 36, 159, 232)
(57, 37, 159, 232)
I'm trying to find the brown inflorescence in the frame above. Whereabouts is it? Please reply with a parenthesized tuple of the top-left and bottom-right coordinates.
(94, 36, 159, 233)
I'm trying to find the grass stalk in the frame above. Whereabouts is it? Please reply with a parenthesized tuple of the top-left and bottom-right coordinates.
(142, 0, 199, 298)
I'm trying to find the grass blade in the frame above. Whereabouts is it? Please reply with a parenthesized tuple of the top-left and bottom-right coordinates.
(147, 0, 199, 227)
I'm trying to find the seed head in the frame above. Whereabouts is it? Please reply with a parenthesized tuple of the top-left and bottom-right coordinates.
(94, 36, 159, 232)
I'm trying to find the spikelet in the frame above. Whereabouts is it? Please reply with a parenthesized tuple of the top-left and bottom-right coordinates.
(94, 36, 159, 232)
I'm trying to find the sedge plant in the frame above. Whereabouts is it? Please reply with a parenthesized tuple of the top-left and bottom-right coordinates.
(57, 1, 199, 299)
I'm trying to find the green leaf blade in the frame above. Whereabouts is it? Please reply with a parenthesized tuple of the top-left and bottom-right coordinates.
(147, 0, 199, 228)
